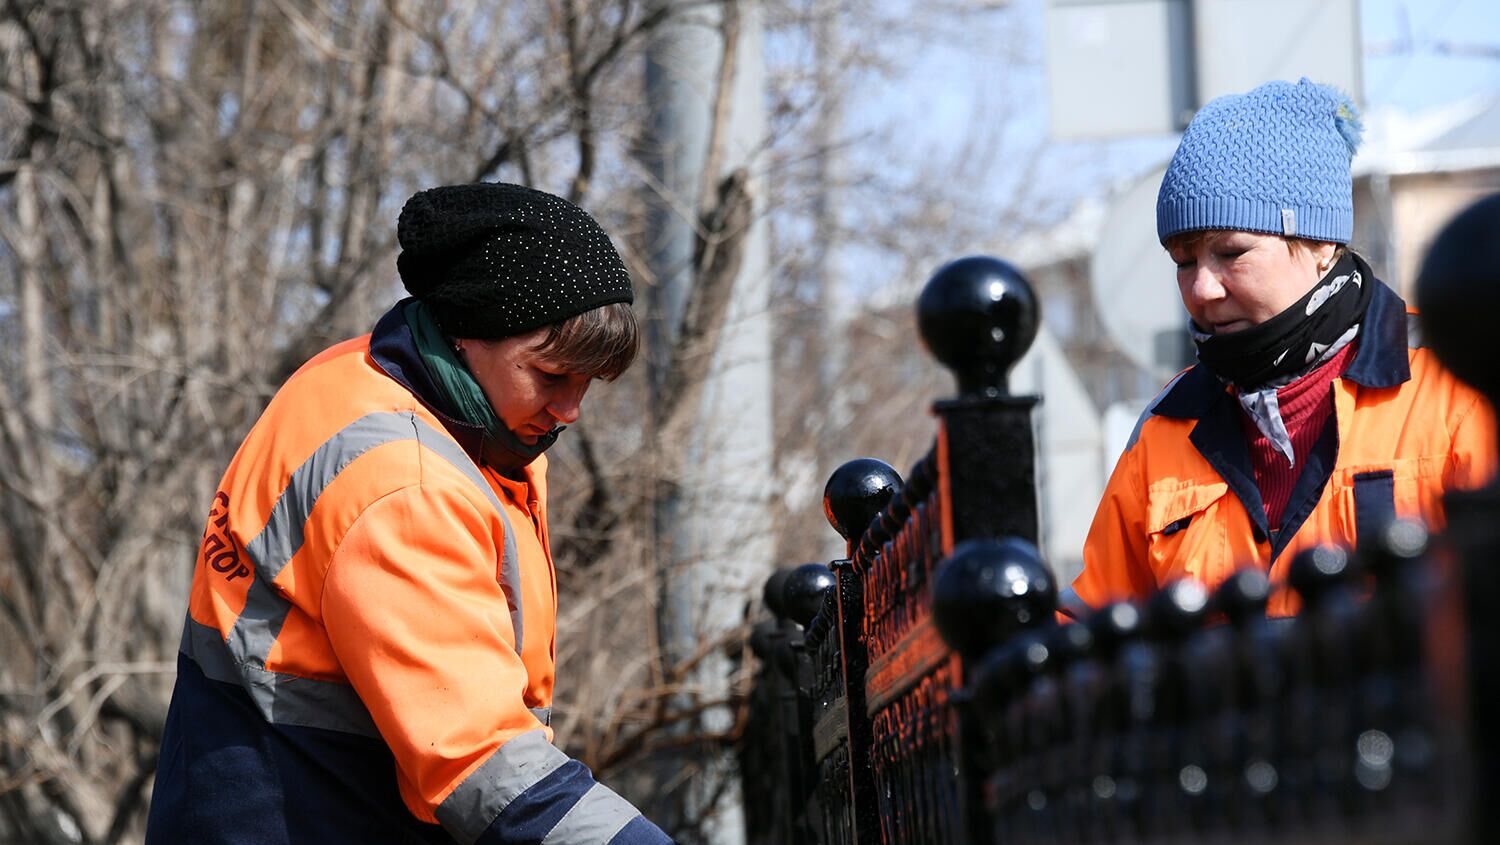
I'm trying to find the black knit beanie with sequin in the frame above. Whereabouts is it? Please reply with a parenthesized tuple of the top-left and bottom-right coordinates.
(396, 182, 634, 339)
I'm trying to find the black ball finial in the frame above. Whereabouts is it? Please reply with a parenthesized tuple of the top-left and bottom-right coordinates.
(763, 567, 797, 620)
(1146, 578, 1210, 639)
(932, 537, 1057, 658)
(1208, 569, 1271, 627)
(1287, 545, 1357, 609)
(782, 562, 836, 627)
(1046, 617, 1094, 665)
(916, 256, 1040, 398)
(823, 458, 903, 542)
(749, 620, 778, 659)
(972, 631, 1054, 712)
(1364, 518, 1430, 577)
(1416, 193, 1500, 416)
(1087, 602, 1144, 655)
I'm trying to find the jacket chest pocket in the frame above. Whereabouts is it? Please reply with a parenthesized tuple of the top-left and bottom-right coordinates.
(1145, 481, 1235, 588)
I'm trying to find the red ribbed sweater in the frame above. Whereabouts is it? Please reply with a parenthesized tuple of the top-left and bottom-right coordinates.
(1240, 342, 1358, 529)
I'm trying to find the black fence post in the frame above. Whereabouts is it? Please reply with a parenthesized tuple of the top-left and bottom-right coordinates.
(1083, 601, 1145, 842)
(917, 256, 1043, 843)
(1415, 192, 1500, 844)
(820, 458, 902, 844)
(917, 255, 1042, 547)
(743, 570, 801, 845)
(932, 537, 1057, 845)
(743, 563, 834, 845)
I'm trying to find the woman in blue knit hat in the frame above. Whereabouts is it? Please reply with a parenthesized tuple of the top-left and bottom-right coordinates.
(1064, 79, 1496, 617)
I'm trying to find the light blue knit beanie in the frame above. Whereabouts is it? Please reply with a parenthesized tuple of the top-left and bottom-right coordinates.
(1157, 78, 1363, 245)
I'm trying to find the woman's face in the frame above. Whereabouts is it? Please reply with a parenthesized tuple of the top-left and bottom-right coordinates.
(1167, 230, 1337, 334)
(457, 329, 593, 444)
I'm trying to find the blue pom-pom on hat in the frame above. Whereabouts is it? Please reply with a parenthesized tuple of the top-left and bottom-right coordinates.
(1157, 78, 1362, 245)
(1333, 96, 1363, 156)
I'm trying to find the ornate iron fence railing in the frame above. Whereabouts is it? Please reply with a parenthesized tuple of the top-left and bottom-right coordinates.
(741, 194, 1500, 845)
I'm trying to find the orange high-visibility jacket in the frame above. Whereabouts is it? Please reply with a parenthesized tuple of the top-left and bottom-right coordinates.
(1067, 280, 1496, 618)
(147, 303, 669, 845)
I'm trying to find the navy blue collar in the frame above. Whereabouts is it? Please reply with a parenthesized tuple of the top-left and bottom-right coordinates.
(368, 298, 488, 463)
(1154, 278, 1411, 420)
(1340, 277, 1411, 389)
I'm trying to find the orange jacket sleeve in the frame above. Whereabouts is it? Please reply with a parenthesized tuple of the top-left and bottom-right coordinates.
(320, 483, 668, 844)
(320, 483, 542, 819)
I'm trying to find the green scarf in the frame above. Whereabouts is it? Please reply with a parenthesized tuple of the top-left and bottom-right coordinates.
(403, 300, 557, 470)
(405, 300, 503, 433)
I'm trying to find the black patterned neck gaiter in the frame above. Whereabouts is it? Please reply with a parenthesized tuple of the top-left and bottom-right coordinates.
(1192, 252, 1373, 389)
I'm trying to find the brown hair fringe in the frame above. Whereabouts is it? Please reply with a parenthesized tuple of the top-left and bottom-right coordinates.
(1163, 229, 1346, 262)
(529, 301, 639, 381)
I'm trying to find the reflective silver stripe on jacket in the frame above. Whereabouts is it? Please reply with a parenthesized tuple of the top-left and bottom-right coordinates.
(181, 615, 380, 737)
(184, 410, 523, 735)
(1126, 369, 1189, 452)
(540, 782, 640, 845)
(435, 730, 571, 844)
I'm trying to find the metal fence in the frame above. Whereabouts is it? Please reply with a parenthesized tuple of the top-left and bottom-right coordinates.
(741, 196, 1500, 845)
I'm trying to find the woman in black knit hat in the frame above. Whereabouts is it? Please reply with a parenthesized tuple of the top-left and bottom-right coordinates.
(148, 183, 673, 845)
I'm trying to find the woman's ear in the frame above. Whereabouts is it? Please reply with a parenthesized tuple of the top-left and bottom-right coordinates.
(1314, 241, 1339, 274)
